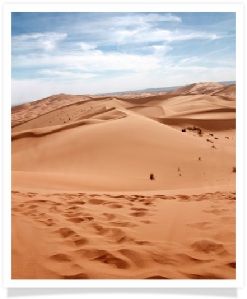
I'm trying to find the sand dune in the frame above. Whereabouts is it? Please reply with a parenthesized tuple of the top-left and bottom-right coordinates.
(167, 82, 236, 99)
(167, 82, 225, 95)
(12, 113, 235, 191)
(11, 82, 236, 279)
(212, 84, 236, 98)
(11, 94, 91, 127)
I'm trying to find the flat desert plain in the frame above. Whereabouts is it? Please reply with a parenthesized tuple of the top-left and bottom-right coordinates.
(11, 82, 236, 279)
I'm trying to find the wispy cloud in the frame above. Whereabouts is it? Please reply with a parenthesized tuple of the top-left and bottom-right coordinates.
(112, 13, 182, 26)
(180, 56, 200, 64)
(114, 29, 223, 44)
(12, 50, 161, 74)
(179, 46, 231, 66)
(12, 32, 67, 51)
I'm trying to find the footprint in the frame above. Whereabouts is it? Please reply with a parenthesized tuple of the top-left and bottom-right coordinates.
(177, 195, 190, 201)
(12, 207, 22, 212)
(26, 193, 37, 198)
(183, 273, 225, 279)
(108, 203, 123, 209)
(67, 217, 85, 223)
(64, 212, 82, 217)
(145, 275, 169, 279)
(88, 198, 105, 205)
(141, 220, 151, 224)
(63, 273, 89, 279)
(70, 235, 89, 246)
(93, 252, 130, 269)
(26, 199, 48, 204)
(154, 195, 174, 200)
(135, 240, 151, 246)
(142, 198, 153, 205)
(28, 205, 38, 209)
(110, 221, 136, 228)
(82, 216, 94, 222)
(49, 206, 61, 212)
(131, 207, 147, 212)
(22, 209, 37, 216)
(118, 249, 145, 267)
(151, 252, 177, 266)
(56, 227, 76, 238)
(190, 240, 226, 254)
(176, 253, 213, 264)
(130, 211, 146, 217)
(38, 218, 55, 227)
(111, 195, 125, 199)
(68, 200, 85, 205)
(49, 254, 72, 262)
(11, 191, 20, 194)
(118, 236, 135, 243)
(75, 249, 108, 259)
(66, 206, 81, 211)
(103, 213, 115, 221)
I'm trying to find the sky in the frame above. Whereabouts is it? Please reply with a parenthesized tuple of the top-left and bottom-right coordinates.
(11, 12, 236, 105)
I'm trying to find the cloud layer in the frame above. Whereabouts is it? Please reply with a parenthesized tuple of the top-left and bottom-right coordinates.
(11, 12, 236, 105)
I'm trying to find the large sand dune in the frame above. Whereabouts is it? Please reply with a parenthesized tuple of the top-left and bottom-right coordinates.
(11, 82, 236, 279)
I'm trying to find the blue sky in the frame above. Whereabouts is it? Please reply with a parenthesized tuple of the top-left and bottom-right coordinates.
(11, 12, 236, 105)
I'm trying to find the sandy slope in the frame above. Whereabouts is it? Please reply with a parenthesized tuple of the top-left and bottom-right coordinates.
(11, 82, 236, 279)
(11, 94, 90, 127)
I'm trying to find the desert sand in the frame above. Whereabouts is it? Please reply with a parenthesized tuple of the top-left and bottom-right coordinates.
(11, 82, 236, 279)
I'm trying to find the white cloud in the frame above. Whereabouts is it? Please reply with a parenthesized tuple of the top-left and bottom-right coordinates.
(15, 33, 45, 40)
(151, 45, 173, 56)
(114, 29, 223, 45)
(65, 13, 182, 46)
(79, 42, 97, 51)
(12, 32, 67, 51)
(98, 13, 181, 31)
(12, 50, 161, 74)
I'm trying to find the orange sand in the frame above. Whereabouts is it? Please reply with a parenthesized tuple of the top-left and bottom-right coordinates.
(11, 82, 236, 279)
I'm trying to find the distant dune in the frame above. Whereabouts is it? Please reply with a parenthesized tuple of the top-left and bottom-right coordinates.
(167, 82, 236, 99)
(11, 82, 236, 279)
